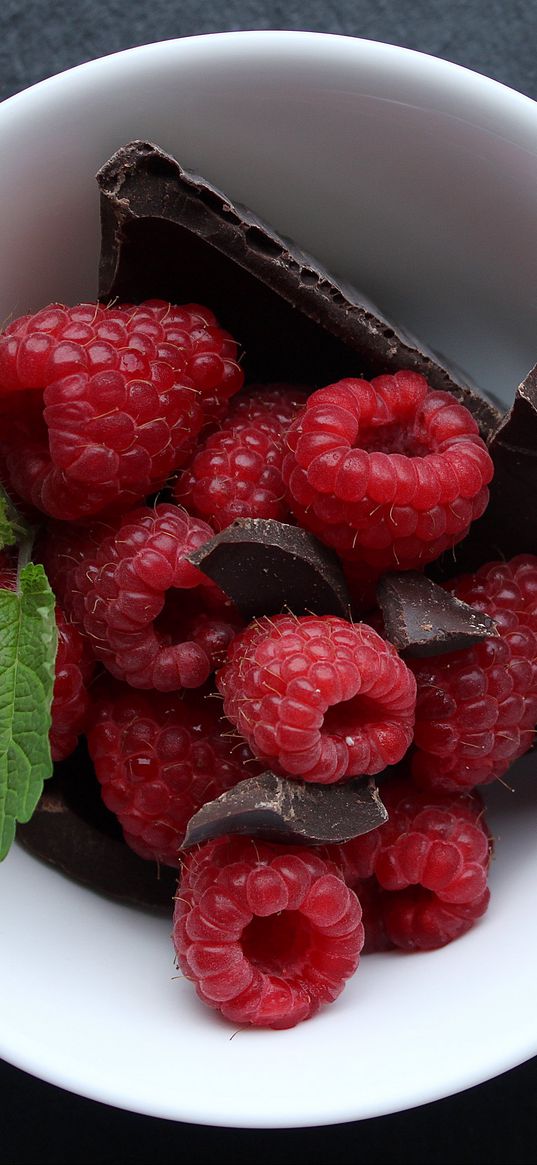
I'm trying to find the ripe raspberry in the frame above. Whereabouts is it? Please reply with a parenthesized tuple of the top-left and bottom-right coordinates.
(173, 835, 364, 1028)
(217, 614, 416, 783)
(328, 778, 491, 950)
(50, 606, 95, 761)
(175, 384, 307, 530)
(282, 372, 493, 575)
(87, 685, 258, 866)
(411, 555, 537, 792)
(0, 301, 243, 520)
(0, 555, 94, 761)
(66, 503, 240, 691)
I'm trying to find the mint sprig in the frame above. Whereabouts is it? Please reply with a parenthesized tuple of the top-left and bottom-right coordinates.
(0, 561, 57, 860)
(0, 483, 31, 552)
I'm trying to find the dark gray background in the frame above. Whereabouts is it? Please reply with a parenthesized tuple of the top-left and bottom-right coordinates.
(2, 3, 537, 1163)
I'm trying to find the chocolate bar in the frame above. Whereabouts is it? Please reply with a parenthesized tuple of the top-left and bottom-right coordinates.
(97, 140, 501, 437)
(17, 751, 177, 913)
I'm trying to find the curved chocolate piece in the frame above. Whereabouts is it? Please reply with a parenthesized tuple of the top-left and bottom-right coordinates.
(377, 571, 498, 656)
(97, 140, 501, 435)
(17, 752, 177, 914)
(455, 364, 537, 568)
(181, 770, 388, 848)
(188, 518, 351, 619)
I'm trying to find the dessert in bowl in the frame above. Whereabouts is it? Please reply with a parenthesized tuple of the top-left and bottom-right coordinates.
(1, 32, 537, 1127)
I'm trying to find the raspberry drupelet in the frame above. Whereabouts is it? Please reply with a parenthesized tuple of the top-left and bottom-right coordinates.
(282, 372, 493, 579)
(67, 503, 241, 691)
(217, 614, 416, 783)
(0, 301, 243, 520)
(87, 684, 258, 866)
(327, 778, 491, 951)
(175, 383, 307, 530)
(0, 554, 94, 762)
(173, 835, 364, 1028)
(411, 555, 537, 792)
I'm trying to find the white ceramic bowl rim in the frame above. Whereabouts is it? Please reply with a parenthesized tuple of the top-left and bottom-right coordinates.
(1, 32, 537, 1128)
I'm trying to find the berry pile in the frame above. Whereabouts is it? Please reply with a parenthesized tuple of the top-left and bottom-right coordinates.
(1, 294, 534, 1031)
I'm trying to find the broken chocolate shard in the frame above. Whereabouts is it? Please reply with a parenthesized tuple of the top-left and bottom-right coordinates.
(17, 747, 177, 914)
(455, 364, 537, 566)
(97, 140, 501, 436)
(181, 770, 388, 849)
(188, 518, 351, 619)
(377, 571, 498, 656)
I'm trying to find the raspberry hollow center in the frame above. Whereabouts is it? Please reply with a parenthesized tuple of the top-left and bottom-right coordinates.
(241, 910, 312, 976)
(323, 692, 389, 736)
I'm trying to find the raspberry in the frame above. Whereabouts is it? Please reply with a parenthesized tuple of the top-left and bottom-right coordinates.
(65, 503, 241, 691)
(87, 685, 258, 866)
(0, 555, 94, 761)
(328, 778, 491, 950)
(282, 372, 493, 575)
(173, 835, 364, 1028)
(175, 384, 307, 530)
(0, 301, 243, 520)
(217, 614, 416, 783)
(411, 555, 537, 792)
(50, 606, 95, 761)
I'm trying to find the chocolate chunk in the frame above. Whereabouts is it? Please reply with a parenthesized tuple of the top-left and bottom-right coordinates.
(17, 747, 176, 914)
(181, 770, 387, 849)
(188, 518, 351, 619)
(97, 140, 501, 436)
(455, 364, 537, 566)
(377, 571, 498, 656)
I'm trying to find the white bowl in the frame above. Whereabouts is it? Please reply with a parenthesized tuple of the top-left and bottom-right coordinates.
(1, 31, 537, 1128)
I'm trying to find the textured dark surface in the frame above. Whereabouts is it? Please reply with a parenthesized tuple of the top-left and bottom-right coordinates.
(2, 3, 537, 1162)
(182, 771, 387, 847)
(377, 571, 498, 656)
(97, 140, 501, 429)
(2, 0, 537, 102)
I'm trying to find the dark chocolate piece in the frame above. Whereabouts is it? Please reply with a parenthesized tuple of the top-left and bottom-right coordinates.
(182, 770, 387, 848)
(377, 571, 498, 656)
(17, 750, 176, 914)
(188, 518, 351, 619)
(97, 140, 501, 436)
(454, 364, 537, 567)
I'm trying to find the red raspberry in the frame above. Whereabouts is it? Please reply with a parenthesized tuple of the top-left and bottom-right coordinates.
(282, 372, 493, 575)
(67, 503, 240, 691)
(51, 606, 95, 761)
(0, 555, 94, 761)
(217, 614, 416, 783)
(328, 778, 491, 950)
(173, 835, 364, 1028)
(87, 685, 258, 866)
(411, 555, 537, 792)
(175, 384, 307, 530)
(0, 301, 243, 520)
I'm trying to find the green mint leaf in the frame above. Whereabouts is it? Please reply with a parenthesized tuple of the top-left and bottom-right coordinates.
(0, 562, 57, 860)
(0, 484, 31, 552)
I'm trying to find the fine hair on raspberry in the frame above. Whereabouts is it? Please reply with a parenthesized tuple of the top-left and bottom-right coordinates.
(175, 383, 307, 531)
(0, 300, 244, 520)
(173, 836, 364, 1028)
(327, 778, 491, 951)
(87, 684, 258, 867)
(66, 503, 240, 691)
(217, 613, 417, 783)
(282, 372, 493, 581)
(411, 555, 537, 792)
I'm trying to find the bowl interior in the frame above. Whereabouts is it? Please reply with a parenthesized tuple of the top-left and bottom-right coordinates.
(1, 32, 537, 1126)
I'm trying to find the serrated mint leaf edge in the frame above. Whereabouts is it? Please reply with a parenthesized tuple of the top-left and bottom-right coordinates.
(0, 483, 32, 552)
(0, 562, 57, 860)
